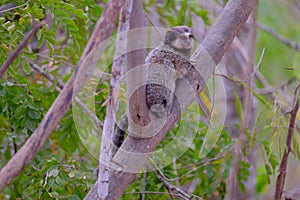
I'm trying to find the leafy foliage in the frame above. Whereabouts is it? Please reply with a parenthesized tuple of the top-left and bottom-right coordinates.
(0, 0, 101, 198)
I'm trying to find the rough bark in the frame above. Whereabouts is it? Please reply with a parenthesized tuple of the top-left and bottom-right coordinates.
(97, 1, 132, 198)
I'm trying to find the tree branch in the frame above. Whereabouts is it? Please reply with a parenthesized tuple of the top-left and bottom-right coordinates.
(274, 85, 300, 200)
(0, 0, 125, 190)
(150, 165, 203, 200)
(0, 20, 46, 78)
(97, 1, 132, 198)
(0, 2, 28, 15)
(257, 22, 300, 51)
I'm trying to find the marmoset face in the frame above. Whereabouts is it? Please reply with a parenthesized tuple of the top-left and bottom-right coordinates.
(164, 26, 194, 53)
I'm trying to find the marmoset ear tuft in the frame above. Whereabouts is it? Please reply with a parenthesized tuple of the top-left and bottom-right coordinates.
(164, 30, 179, 45)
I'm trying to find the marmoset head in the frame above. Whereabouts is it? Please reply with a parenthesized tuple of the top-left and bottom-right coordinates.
(164, 26, 194, 55)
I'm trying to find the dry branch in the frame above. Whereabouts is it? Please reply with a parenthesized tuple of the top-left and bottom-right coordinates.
(274, 86, 300, 200)
(97, 1, 132, 198)
(0, 2, 28, 15)
(85, 0, 257, 199)
(257, 22, 300, 51)
(150, 166, 203, 200)
(0, 20, 46, 78)
(0, 0, 125, 190)
(0, 3, 16, 16)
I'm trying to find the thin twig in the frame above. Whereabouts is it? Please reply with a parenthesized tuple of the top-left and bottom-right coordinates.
(0, 20, 46, 78)
(148, 148, 230, 184)
(0, 1, 29, 15)
(143, 10, 164, 40)
(255, 47, 265, 72)
(124, 191, 192, 198)
(254, 85, 284, 95)
(172, 157, 180, 187)
(274, 87, 300, 200)
(257, 22, 300, 51)
(142, 170, 147, 200)
(148, 165, 203, 200)
(10, 83, 28, 87)
(215, 47, 265, 83)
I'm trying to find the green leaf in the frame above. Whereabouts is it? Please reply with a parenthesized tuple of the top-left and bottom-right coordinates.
(28, 101, 41, 111)
(0, 115, 10, 129)
(28, 109, 41, 119)
(49, 192, 59, 198)
(4, 145, 12, 160)
(30, 4, 45, 19)
(46, 41, 54, 53)
(20, 116, 27, 128)
(256, 167, 268, 194)
(58, 134, 77, 153)
(48, 169, 59, 177)
(238, 181, 246, 193)
(1, 102, 8, 113)
(11, 30, 20, 43)
(251, 89, 272, 109)
(22, 60, 31, 75)
(36, 29, 42, 40)
(26, 118, 37, 132)
(233, 91, 243, 119)
(269, 153, 278, 172)
(7, 24, 15, 33)
(73, 9, 86, 19)
(0, 17, 5, 24)
(68, 170, 75, 178)
(15, 106, 27, 119)
(240, 167, 251, 179)
(241, 160, 251, 168)
(19, 17, 25, 25)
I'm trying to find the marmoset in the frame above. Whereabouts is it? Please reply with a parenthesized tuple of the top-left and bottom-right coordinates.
(146, 25, 194, 116)
(113, 26, 194, 155)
